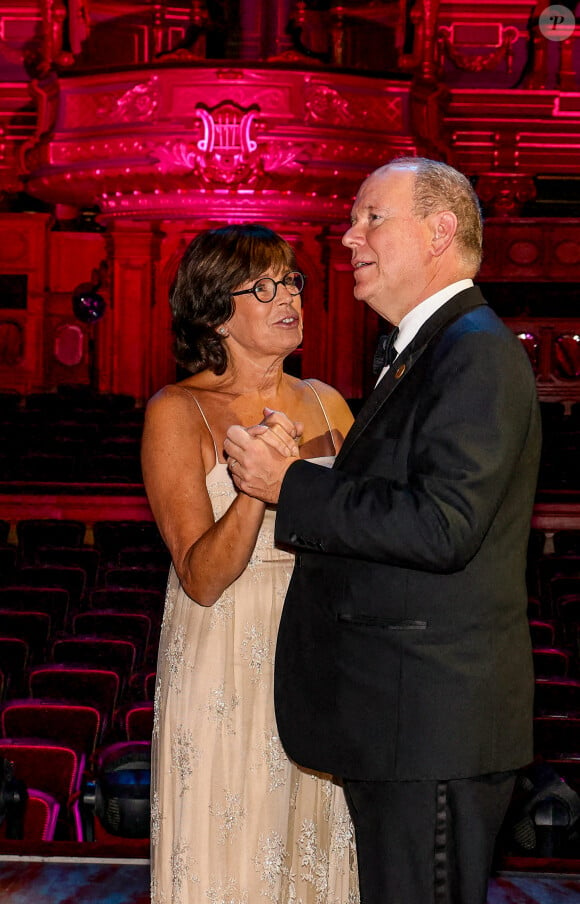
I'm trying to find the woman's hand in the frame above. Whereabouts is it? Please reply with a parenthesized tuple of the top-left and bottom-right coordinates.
(245, 407, 303, 458)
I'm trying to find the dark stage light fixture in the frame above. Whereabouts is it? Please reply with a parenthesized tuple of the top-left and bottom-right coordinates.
(81, 741, 151, 840)
(507, 762, 580, 857)
(72, 283, 106, 324)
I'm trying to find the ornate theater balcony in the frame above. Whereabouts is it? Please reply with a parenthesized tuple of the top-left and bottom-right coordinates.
(21, 63, 415, 223)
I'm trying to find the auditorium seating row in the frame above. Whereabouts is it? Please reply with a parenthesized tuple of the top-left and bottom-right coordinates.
(1, 391, 580, 845)
(3, 393, 580, 489)
(0, 388, 144, 483)
(0, 517, 162, 842)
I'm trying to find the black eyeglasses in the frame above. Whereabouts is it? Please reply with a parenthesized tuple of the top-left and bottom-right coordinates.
(231, 270, 305, 304)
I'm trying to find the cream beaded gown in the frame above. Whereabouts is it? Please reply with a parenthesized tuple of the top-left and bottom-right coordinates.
(151, 455, 359, 904)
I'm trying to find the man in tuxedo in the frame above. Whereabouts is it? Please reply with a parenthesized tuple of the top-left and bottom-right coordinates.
(224, 157, 541, 904)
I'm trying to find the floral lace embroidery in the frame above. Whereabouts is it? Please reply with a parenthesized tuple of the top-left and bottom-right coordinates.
(170, 841, 199, 897)
(208, 479, 237, 521)
(241, 621, 273, 685)
(164, 622, 188, 689)
(330, 796, 356, 856)
(171, 724, 201, 796)
(150, 789, 161, 847)
(298, 819, 330, 902)
(152, 677, 162, 736)
(161, 579, 179, 626)
(253, 832, 295, 903)
(207, 683, 240, 734)
(206, 878, 249, 904)
(210, 590, 234, 628)
(209, 790, 246, 844)
(251, 730, 288, 792)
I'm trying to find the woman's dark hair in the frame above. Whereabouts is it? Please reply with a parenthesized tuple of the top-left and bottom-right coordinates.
(170, 223, 296, 374)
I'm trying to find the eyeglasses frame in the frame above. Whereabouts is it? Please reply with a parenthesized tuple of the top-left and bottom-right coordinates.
(231, 270, 306, 304)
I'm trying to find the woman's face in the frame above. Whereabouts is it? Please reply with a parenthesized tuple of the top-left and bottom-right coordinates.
(224, 267, 303, 362)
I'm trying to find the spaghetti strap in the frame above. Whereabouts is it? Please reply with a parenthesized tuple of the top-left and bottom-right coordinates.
(303, 379, 337, 454)
(175, 386, 220, 466)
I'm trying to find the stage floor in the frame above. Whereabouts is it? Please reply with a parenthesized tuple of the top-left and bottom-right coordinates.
(1, 858, 580, 904)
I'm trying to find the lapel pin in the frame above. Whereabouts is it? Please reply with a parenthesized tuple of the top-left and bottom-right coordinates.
(395, 364, 406, 379)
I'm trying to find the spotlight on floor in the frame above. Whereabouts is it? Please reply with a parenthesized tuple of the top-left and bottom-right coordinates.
(81, 741, 151, 841)
(507, 762, 580, 857)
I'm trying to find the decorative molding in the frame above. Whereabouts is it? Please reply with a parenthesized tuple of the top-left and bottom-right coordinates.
(476, 173, 537, 217)
(438, 25, 519, 73)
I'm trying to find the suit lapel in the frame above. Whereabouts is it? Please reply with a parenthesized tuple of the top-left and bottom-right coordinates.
(335, 287, 488, 466)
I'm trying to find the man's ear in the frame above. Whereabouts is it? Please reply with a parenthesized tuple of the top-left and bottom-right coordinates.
(431, 211, 457, 256)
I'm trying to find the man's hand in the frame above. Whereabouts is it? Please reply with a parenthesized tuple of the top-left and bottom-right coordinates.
(225, 409, 300, 503)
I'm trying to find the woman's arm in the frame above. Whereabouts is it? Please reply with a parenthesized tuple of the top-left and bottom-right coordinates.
(141, 386, 266, 606)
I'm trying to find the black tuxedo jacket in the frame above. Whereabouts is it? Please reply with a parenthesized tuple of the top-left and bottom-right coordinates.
(274, 287, 541, 781)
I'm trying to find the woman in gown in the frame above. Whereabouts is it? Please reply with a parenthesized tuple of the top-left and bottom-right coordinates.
(141, 223, 359, 904)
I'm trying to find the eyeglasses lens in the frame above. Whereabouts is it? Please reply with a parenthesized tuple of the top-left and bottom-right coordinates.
(249, 271, 304, 302)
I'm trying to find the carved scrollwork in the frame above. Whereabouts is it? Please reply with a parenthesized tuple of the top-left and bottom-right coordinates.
(154, 101, 263, 185)
(97, 77, 160, 123)
(305, 85, 353, 125)
(438, 26, 519, 73)
(476, 174, 536, 218)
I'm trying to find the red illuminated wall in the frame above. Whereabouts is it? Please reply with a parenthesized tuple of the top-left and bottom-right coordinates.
(0, 0, 578, 404)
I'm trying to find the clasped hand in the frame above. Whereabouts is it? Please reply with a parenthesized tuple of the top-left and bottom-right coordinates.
(224, 408, 302, 504)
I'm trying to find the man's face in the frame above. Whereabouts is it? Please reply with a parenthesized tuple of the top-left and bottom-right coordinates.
(342, 167, 436, 324)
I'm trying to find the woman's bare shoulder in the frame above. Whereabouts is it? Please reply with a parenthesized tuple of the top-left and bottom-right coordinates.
(146, 377, 209, 410)
(301, 377, 354, 429)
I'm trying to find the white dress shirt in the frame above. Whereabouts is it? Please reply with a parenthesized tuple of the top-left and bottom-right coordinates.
(375, 279, 474, 385)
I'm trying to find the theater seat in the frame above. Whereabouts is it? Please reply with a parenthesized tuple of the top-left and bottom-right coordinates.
(532, 646, 572, 678)
(50, 635, 137, 697)
(0, 738, 85, 840)
(28, 664, 120, 730)
(0, 788, 60, 841)
(116, 701, 154, 742)
(1, 698, 103, 755)
(72, 611, 152, 668)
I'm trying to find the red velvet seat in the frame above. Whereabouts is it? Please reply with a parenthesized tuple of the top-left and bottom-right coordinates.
(28, 664, 120, 729)
(553, 531, 580, 556)
(128, 669, 157, 702)
(92, 520, 163, 571)
(85, 453, 142, 483)
(16, 519, 86, 565)
(0, 738, 85, 839)
(104, 566, 168, 594)
(118, 546, 170, 570)
(555, 594, 580, 648)
(0, 544, 17, 584)
(34, 546, 100, 591)
(0, 788, 60, 841)
(18, 452, 78, 482)
(0, 587, 69, 633)
(533, 714, 580, 758)
(116, 701, 154, 741)
(51, 635, 137, 695)
(535, 677, 580, 715)
(1, 698, 102, 755)
(532, 646, 572, 679)
(528, 619, 557, 648)
(0, 636, 30, 698)
(72, 610, 152, 668)
(16, 565, 87, 610)
(89, 586, 163, 616)
(0, 610, 51, 663)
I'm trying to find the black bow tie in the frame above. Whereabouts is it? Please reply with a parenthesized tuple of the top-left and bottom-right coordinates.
(372, 328, 399, 375)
